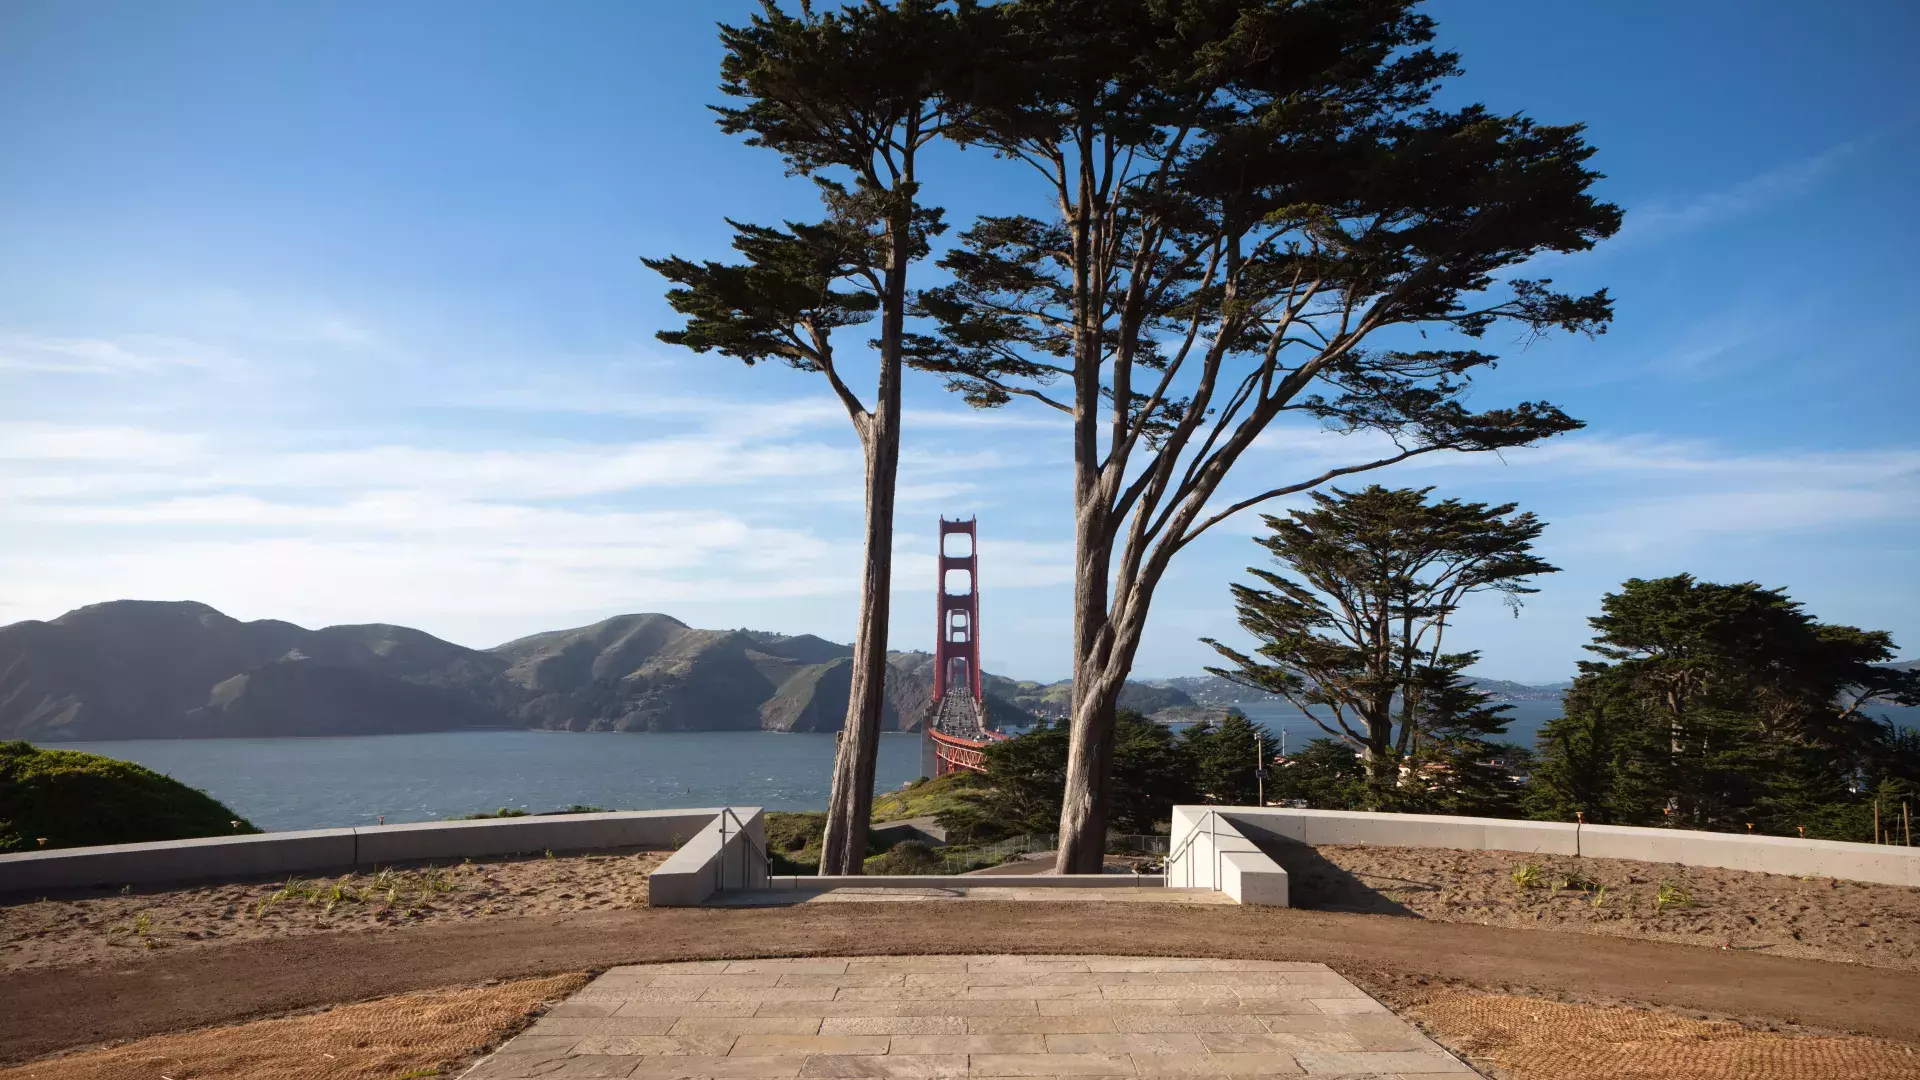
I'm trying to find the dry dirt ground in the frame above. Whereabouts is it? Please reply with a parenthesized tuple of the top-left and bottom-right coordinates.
(6, 902, 1919, 1067)
(7, 847, 1920, 1078)
(1263, 843, 1920, 971)
(0, 848, 664, 973)
(0, 973, 587, 1080)
(10, 962, 1920, 1080)
(1396, 989, 1920, 1080)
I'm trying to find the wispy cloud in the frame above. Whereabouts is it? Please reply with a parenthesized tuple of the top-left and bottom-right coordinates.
(0, 333, 216, 375)
(1612, 141, 1856, 248)
(1220, 425, 1920, 551)
(0, 411, 1059, 645)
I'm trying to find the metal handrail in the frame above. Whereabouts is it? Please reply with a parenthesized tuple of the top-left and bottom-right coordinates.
(715, 807, 772, 892)
(1163, 809, 1222, 891)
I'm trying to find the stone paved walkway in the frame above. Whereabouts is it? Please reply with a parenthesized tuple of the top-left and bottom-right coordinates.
(463, 955, 1475, 1079)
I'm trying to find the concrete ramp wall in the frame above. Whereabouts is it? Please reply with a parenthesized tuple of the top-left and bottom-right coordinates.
(1167, 805, 1920, 906)
(647, 808, 769, 906)
(0, 809, 723, 894)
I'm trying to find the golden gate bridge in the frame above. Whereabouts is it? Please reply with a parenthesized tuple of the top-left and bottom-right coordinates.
(921, 517, 1005, 775)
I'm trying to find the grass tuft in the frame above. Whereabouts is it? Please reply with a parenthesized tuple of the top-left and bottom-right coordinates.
(1654, 879, 1693, 913)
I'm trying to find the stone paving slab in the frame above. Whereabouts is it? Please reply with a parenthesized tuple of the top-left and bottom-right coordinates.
(464, 957, 1476, 1079)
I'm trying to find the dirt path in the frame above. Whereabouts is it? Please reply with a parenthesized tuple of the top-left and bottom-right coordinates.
(4, 902, 1916, 1066)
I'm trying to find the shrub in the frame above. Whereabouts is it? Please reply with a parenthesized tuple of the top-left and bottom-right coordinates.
(0, 740, 257, 852)
(864, 840, 941, 875)
(935, 712, 1194, 842)
(764, 810, 888, 874)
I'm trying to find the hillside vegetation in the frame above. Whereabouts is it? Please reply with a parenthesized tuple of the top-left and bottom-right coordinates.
(0, 740, 257, 852)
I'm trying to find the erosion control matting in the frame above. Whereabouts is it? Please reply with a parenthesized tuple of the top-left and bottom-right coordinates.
(0, 973, 587, 1080)
(1408, 989, 1920, 1080)
(3, 903, 1917, 1064)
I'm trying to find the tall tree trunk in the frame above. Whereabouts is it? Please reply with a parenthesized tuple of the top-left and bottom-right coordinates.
(817, 193, 911, 877)
(817, 416, 900, 875)
(1056, 521, 1120, 873)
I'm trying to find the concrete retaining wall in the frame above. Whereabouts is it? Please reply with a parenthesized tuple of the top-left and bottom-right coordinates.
(0, 809, 722, 894)
(648, 808, 769, 907)
(1577, 821, 1920, 886)
(1170, 805, 1920, 894)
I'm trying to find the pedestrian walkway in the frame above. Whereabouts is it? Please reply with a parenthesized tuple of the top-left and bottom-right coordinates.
(463, 955, 1475, 1078)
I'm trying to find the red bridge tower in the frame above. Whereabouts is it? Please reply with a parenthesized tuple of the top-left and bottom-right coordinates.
(933, 517, 981, 705)
(923, 517, 1002, 775)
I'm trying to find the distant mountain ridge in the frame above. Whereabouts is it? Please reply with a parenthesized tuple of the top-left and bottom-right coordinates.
(1141, 672, 1569, 704)
(2, 600, 1638, 742)
(0, 601, 1067, 741)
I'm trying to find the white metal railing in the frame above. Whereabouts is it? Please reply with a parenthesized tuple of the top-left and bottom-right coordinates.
(714, 806, 771, 893)
(1164, 808, 1225, 891)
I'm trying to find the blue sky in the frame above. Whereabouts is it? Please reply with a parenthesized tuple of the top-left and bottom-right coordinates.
(1, 1, 1915, 683)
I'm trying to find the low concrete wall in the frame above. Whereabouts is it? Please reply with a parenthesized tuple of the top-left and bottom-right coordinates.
(0, 809, 721, 894)
(1174, 805, 1920, 890)
(0, 829, 358, 895)
(648, 808, 769, 907)
(1578, 822, 1920, 886)
(1211, 806, 1578, 858)
(355, 810, 718, 866)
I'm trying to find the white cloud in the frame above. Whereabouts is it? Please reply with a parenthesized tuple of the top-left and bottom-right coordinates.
(0, 411, 1059, 644)
(0, 333, 214, 375)
(0, 422, 209, 463)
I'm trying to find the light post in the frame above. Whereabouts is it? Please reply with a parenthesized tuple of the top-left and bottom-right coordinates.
(1255, 733, 1267, 807)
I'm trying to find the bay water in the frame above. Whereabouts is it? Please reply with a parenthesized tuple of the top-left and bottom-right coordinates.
(37, 700, 1913, 833)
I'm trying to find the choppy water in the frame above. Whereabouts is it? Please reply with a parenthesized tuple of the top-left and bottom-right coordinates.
(34, 731, 926, 833)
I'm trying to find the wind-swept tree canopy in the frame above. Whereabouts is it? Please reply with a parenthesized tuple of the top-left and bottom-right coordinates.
(1206, 485, 1555, 807)
(1528, 575, 1920, 836)
(648, 0, 971, 875)
(901, 0, 1618, 870)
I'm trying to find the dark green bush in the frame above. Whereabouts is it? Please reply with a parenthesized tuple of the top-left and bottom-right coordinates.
(864, 839, 941, 874)
(0, 740, 257, 852)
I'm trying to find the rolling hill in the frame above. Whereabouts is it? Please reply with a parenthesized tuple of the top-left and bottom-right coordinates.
(0, 601, 1066, 740)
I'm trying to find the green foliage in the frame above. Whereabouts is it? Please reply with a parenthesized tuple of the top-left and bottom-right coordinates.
(1182, 712, 1272, 806)
(935, 713, 1196, 842)
(1269, 738, 1369, 810)
(1511, 863, 1543, 890)
(1207, 487, 1553, 808)
(765, 810, 895, 874)
(871, 771, 983, 823)
(863, 840, 942, 875)
(1527, 575, 1919, 837)
(765, 810, 830, 874)
(1654, 879, 1693, 912)
(0, 740, 258, 852)
(256, 866, 457, 918)
(1584, 575, 1916, 751)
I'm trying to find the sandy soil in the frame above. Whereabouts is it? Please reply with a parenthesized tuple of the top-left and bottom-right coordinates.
(1396, 989, 1920, 1080)
(0, 848, 664, 973)
(0, 973, 587, 1080)
(1262, 843, 1920, 971)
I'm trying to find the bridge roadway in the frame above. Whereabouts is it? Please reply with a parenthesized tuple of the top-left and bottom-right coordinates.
(929, 691, 989, 740)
